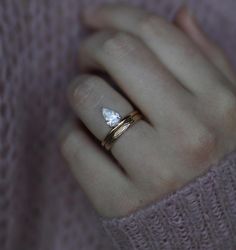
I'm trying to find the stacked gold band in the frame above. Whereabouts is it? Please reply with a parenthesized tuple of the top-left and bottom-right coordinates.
(101, 111, 142, 151)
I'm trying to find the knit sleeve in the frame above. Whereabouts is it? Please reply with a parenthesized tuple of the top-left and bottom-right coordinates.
(98, 148, 236, 250)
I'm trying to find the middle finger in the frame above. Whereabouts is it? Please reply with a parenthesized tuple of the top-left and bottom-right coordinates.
(78, 30, 194, 127)
(82, 4, 230, 98)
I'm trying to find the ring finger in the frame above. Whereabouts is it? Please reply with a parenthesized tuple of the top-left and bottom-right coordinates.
(68, 74, 175, 187)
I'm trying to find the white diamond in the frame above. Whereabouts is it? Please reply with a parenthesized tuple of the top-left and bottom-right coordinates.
(102, 108, 121, 127)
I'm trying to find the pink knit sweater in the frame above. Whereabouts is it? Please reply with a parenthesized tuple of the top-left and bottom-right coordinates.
(1, 0, 236, 249)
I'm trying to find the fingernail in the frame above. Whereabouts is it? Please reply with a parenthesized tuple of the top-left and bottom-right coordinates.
(177, 5, 195, 21)
(184, 6, 202, 31)
(176, 5, 199, 30)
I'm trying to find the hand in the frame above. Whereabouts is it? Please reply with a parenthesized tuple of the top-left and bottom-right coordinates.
(59, 4, 236, 218)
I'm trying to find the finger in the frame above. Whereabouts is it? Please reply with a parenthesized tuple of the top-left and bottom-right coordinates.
(67, 74, 172, 187)
(174, 6, 236, 84)
(59, 119, 136, 218)
(78, 30, 193, 127)
(81, 4, 230, 98)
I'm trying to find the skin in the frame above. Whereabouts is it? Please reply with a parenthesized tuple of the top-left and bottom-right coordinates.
(59, 4, 236, 218)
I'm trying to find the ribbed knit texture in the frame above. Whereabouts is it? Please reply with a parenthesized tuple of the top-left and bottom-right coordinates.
(100, 149, 236, 249)
(0, 0, 235, 250)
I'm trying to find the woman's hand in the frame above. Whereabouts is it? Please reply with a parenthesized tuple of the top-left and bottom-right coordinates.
(59, 4, 236, 218)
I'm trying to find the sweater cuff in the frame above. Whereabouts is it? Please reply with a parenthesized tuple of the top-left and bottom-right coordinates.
(99, 149, 236, 250)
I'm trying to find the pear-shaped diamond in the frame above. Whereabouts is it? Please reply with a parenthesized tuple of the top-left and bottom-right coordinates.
(102, 108, 122, 127)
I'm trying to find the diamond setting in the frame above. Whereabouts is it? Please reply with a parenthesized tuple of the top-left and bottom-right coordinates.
(102, 108, 122, 127)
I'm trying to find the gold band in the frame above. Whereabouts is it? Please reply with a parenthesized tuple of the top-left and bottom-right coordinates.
(101, 111, 142, 151)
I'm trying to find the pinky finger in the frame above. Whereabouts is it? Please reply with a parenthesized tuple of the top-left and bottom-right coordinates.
(59, 119, 135, 218)
(175, 6, 236, 84)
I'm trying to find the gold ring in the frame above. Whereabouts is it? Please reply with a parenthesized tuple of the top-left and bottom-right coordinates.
(101, 109, 142, 151)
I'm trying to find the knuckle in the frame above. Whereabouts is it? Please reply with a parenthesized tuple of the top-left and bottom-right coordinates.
(68, 75, 99, 106)
(184, 124, 218, 164)
(100, 32, 138, 58)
